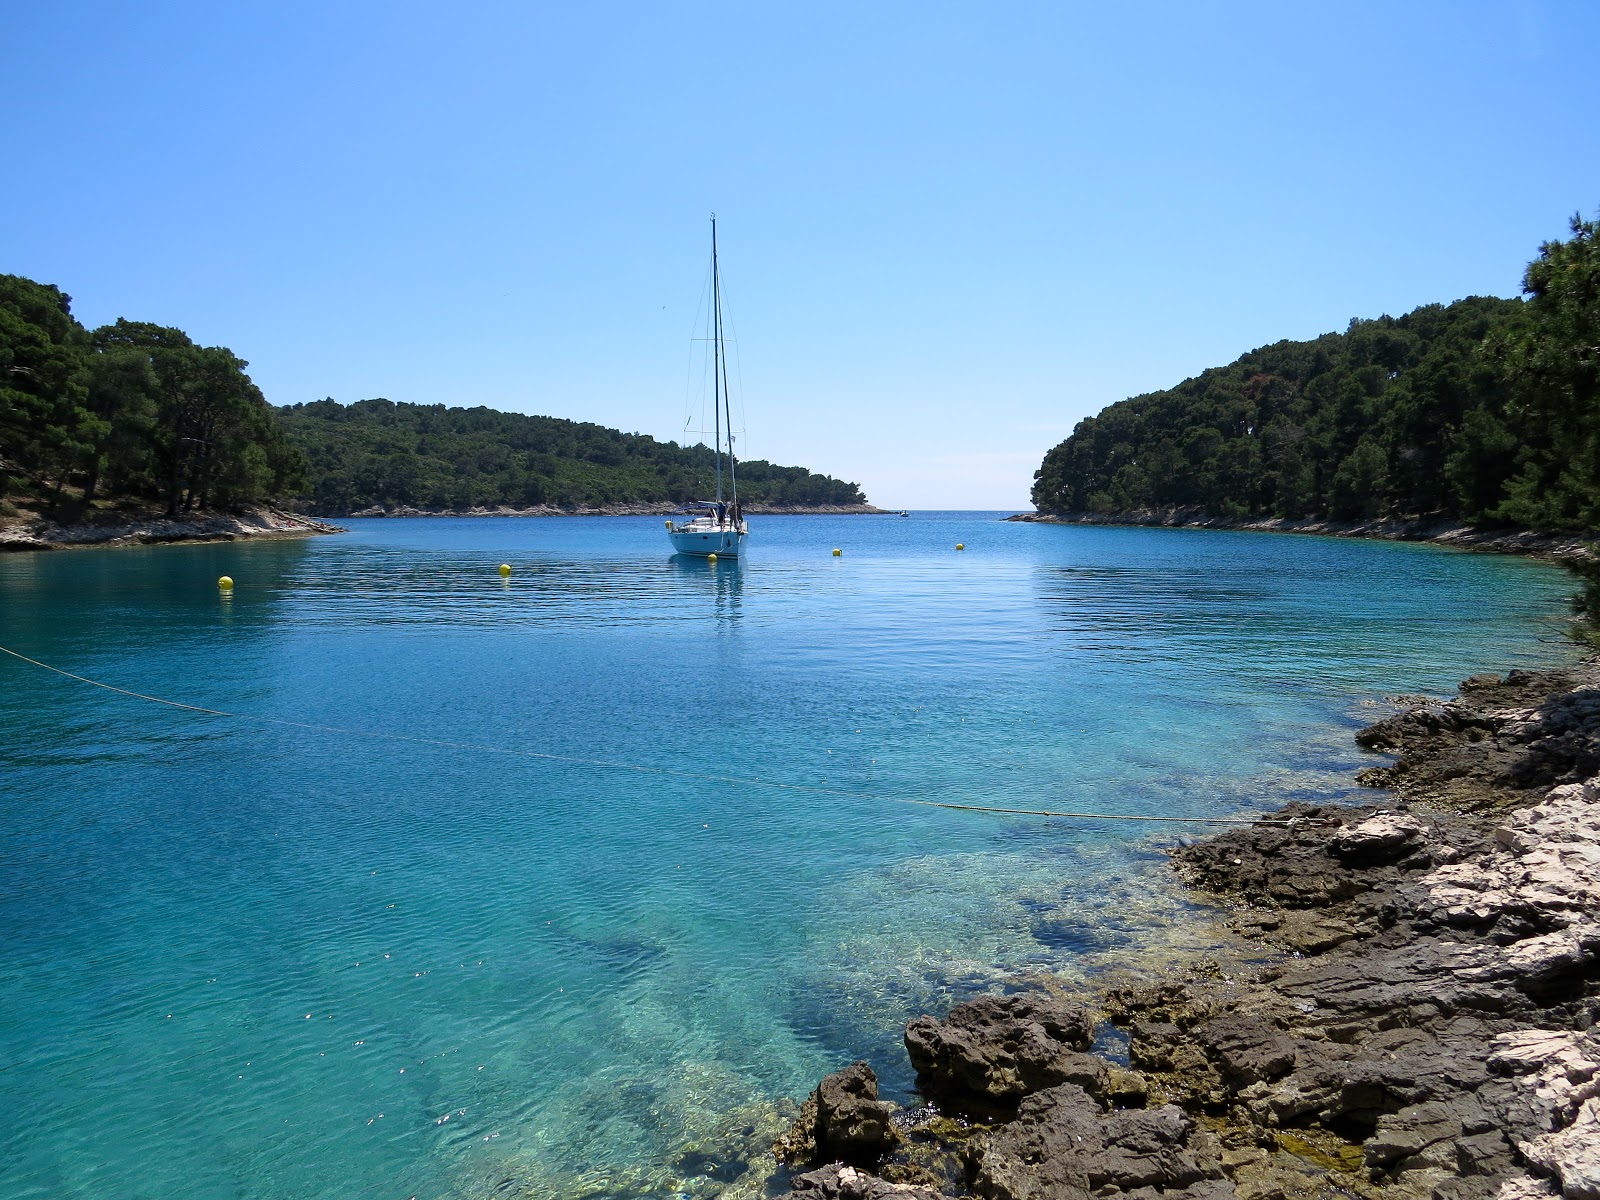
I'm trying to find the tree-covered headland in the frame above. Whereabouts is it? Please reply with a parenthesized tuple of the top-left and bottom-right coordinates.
(1032, 213, 1600, 531)
(0, 275, 866, 517)
(275, 399, 866, 512)
(0, 276, 304, 517)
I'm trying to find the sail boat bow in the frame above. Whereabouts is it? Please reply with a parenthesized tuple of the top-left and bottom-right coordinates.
(666, 216, 749, 559)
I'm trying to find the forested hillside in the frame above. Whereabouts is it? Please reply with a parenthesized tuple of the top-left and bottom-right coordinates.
(276, 399, 867, 512)
(0, 271, 867, 518)
(0, 276, 304, 516)
(1033, 214, 1600, 530)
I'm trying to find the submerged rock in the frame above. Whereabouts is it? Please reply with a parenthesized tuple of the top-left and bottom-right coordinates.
(775, 661, 1600, 1200)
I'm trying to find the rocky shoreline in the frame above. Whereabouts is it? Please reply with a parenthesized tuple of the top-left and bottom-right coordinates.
(1005, 511, 1595, 564)
(0, 505, 343, 552)
(0, 499, 890, 550)
(329, 502, 890, 518)
(768, 658, 1600, 1200)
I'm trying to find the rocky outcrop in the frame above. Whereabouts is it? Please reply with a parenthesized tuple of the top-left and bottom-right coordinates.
(0, 505, 341, 551)
(973, 1084, 1225, 1200)
(903, 995, 1099, 1112)
(1004, 509, 1596, 562)
(774, 661, 1600, 1200)
(814, 1063, 902, 1166)
(1353, 666, 1600, 812)
(775, 1063, 901, 1170)
(781, 1163, 949, 1200)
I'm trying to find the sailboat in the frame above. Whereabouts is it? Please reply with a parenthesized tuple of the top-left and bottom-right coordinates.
(665, 216, 749, 559)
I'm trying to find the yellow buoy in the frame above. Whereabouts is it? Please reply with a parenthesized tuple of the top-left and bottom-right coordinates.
(707, 553, 718, 563)
(832, 548, 842, 556)
(218, 575, 234, 589)
(498, 563, 512, 576)
(956, 543, 965, 551)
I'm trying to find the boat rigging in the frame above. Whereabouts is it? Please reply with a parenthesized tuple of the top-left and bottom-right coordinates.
(665, 215, 749, 559)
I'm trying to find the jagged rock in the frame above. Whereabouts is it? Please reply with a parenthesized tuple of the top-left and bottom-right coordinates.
(1409, 785, 1600, 937)
(1505, 926, 1600, 987)
(1331, 813, 1429, 865)
(1497, 1177, 1562, 1200)
(1521, 1098, 1600, 1200)
(1171, 804, 1371, 910)
(1355, 669, 1600, 811)
(779, 1162, 948, 1200)
(777, 667, 1600, 1200)
(815, 1062, 901, 1166)
(904, 994, 1098, 1108)
(972, 1084, 1222, 1200)
(1363, 1100, 1470, 1170)
(1191, 1015, 1297, 1085)
(776, 1063, 901, 1168)
(1487, 1030, 1600, 1134)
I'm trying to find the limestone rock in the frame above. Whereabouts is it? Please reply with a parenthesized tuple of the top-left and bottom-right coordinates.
(1191, 1014, 1297, 1085)
(1496, 1177, 1561, 1200)
(814, 1062, 901, 1166)
(1486, 1030, 1600, 1132)
(1331, 813, 1429, 865)
(904, 994, 1098, 1108)
(1522, 1098, 1600, 1200)
(779, 1162, 948, 1200)
(777, 1062, 901, 1169)
(972, 1084, 1222, 1200)
(1363, 1100, 1467, 1170)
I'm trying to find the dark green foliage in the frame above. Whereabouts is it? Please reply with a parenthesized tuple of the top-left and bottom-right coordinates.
(1033, 295, 1532, 522)
(0, 275, 94, 497)
(1030, 217, 1600, 534)
(0, 270, 861, 517)
(1491, 213, 1600, 529)
(0, 274, 306, 514)
(1032, 213, 1600, 643)
(1032, 214, 1600, 533)
(274, 398, 866, 512)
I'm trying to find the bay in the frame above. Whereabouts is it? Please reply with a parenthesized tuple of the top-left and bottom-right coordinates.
(0, 513, 1577, 1198)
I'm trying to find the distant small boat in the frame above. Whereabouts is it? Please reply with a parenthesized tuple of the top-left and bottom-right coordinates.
(897, 510, 909, 517)
(666, 216, 747, 559)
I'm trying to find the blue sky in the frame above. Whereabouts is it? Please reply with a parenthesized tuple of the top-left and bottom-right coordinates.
(4, 1, 1597, 508)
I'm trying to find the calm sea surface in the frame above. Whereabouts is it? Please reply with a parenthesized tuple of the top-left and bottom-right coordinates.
(0, 514, 1579, 1198)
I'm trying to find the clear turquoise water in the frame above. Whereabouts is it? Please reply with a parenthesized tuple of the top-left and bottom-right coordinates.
(0, 514, 1578, 1198)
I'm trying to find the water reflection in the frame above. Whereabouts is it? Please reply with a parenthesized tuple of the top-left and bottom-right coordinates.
(670, 554, 744, 627)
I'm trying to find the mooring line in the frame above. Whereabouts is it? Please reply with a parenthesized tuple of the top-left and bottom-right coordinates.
(0, 643, 1283, 826)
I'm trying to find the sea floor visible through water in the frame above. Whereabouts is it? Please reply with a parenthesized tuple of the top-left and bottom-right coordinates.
(0, 513, 1580, 1199)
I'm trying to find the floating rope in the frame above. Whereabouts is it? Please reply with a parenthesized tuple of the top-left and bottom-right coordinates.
(0, 643, 1284, 827)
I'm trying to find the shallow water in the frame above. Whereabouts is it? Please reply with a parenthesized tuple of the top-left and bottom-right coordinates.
(0, 514, 1578, 1198)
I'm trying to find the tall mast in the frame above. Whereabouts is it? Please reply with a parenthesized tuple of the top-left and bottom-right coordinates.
(711, 216, 724, 505)
(720, 239, 739, 513)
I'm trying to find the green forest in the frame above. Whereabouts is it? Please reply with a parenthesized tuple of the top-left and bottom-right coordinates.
(0, 276, 306, 517)
(1033, 213, 1600, 531)
(276, 399, 866, 512)
(0, 274, 865, 518)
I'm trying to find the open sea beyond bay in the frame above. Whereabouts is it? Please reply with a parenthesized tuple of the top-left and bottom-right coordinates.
(0, 513, 1580, 1199)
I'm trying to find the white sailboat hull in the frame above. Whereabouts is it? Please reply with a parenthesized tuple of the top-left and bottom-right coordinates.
(667, 526, 746, 558)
